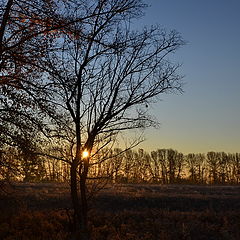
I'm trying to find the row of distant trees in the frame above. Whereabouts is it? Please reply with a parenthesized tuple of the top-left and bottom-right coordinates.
(1, 146, 239, 184)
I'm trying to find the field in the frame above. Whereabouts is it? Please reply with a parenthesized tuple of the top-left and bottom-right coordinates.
(0, 183, 239, 240)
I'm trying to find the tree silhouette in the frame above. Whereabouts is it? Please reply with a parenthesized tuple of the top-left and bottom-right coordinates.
(1, 0, 184, 238)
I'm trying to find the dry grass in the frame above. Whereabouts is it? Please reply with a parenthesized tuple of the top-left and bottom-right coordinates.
(0, 183, 239, 239)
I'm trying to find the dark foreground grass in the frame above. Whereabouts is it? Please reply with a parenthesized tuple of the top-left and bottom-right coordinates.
(0, 183, 239, 240)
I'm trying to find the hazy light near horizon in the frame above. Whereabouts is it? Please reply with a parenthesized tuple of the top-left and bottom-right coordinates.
(137, 0, 240, 154)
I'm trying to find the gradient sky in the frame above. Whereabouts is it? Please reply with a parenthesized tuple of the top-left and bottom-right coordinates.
(136, 0, 240, 154)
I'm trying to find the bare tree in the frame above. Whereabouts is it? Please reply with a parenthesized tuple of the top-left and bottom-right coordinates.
(207, 152, 219, 184)
(229, 153, 240, 183)
(2, 0, 184, 238)
(186, 153, 199, 183)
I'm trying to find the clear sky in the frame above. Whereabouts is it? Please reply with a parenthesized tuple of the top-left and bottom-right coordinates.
(137, 0, 240, 154)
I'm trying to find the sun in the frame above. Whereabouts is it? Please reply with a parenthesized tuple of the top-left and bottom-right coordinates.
(82, 149, 89, 158)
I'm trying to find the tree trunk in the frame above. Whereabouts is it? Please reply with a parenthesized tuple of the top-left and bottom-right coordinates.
(79, 155, 90, 240)
(70, 161, 81, 237)
(80, 175, 89, 240)
(70, 159, 90, 239)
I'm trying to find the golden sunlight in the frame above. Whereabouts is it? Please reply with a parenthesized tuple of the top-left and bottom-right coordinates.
(82, 149, 89, 158)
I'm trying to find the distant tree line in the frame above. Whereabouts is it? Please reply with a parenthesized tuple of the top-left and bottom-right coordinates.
(1, 146, 239, 184)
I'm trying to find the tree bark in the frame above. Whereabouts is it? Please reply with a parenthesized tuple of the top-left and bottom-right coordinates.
(80, 173, 89, 240)
(70, 157, 90, 239)
(70, 161, 81, 236)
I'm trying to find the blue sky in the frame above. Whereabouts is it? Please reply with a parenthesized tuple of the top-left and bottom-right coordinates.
(137, 0, 240, 153)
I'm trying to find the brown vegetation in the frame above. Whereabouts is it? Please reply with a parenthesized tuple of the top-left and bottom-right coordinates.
(0, 183, 239, 239)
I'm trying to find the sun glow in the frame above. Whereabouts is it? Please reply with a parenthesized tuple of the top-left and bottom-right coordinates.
(82, 149, 89, 158)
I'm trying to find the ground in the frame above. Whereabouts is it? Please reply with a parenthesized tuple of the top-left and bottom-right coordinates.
(0, 182, 239, 239)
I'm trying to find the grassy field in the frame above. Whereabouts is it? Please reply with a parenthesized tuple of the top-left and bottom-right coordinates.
(0, 183, 239, 239)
